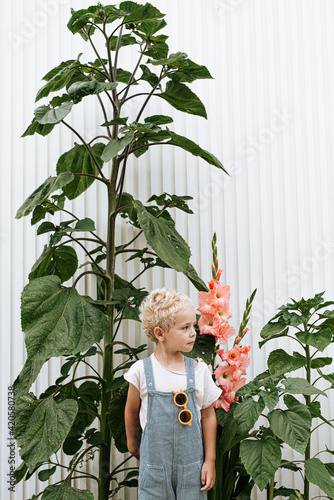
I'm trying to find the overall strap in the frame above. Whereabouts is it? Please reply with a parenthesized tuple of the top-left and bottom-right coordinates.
(185, 356, 195, 390)
(143, 356, 156, 391)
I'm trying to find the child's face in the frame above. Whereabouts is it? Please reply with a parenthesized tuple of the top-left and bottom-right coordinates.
(164, 307, 197, 352)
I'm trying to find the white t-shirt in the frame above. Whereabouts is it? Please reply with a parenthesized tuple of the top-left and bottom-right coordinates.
(124, 353, 222, 429)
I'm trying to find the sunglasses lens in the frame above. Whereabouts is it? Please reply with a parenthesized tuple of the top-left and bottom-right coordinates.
(179, 410, 192, 423)
(175, 393, 187, 406)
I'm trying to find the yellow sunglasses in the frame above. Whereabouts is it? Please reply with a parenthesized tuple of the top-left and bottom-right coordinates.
(172, 389, 193, 426)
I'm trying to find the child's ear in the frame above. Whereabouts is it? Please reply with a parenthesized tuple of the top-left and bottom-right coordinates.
(153, 326, 165, 342)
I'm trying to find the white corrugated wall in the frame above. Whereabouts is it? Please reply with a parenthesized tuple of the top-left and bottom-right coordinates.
(1, 0, 334, 498)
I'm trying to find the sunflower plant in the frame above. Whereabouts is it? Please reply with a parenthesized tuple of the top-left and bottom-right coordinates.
(13, 3, 227, 499)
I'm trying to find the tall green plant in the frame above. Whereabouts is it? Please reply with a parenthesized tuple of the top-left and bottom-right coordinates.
(13, 3, 227, 499)
(231, 293, 334, 500)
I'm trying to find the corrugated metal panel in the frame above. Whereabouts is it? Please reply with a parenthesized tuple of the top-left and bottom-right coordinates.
(1, 1, 334, 499)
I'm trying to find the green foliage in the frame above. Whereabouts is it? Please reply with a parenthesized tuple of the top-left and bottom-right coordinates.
(56, 143, 105, 200)
(133, 199, 191, 272)
(42, 478, 94, 499)
(15, 393, 78, 472)
(14, 275, 109, 395)
(240, 438, 281, 491)
(305, 458, 334, 498)
(15, 172, 74, 219)
(29, 245, 78, 282)
(232, 293, 334, 500)
(15, 3, 227, 499)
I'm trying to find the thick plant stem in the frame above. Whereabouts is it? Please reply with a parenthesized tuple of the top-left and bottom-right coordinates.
(98, 179, 117, 500)
(304, 342, 311, 500)
(268, 473, 275, 500)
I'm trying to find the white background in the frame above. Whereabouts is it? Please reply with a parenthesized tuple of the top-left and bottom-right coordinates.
(1, 0, 334, 498)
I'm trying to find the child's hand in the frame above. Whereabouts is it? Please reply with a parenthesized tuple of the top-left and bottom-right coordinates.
(200, 459, 215, 491)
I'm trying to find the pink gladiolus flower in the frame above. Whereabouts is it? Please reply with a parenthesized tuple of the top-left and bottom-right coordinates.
(216, 349, 225, 360)
(215, 323, 235, 344)
(198, 292, 216, 316)
(198, 267, 252, 412)
(198, 313, 222, 337)
(221, 345, 242, 366)
(215, 377, 247, 412)
(215, 302, 232, 323)
(214, 365, 239, 391)
(214, 396, 231, 412)
(210, 282, 231, 307)
(221, 345, 251, 369)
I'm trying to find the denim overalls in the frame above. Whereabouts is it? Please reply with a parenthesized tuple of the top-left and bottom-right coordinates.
(138, 356, 207, 499)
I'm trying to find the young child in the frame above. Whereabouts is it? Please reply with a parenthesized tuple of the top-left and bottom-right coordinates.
(124, 288, 222, 499)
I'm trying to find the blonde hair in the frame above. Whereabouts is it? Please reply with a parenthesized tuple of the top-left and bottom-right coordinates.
(139, 288, 195, 343)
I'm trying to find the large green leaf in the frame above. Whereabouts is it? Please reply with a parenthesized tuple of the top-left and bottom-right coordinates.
(34, 102, 74, 125)
(170, 58, 213, 83)
(150, 53, 212, 83)
(267, 349, 306, 375)
(56, 143, 105, 199)
(168, 130, 227, 173)
(133, 200, 191, 272)
(281, 377, 326, 396)
(259, 389, 280, 412)
(259, 326, 289, 348)
(233, 397, 265, 433)
(22, 117, 56, 137)
(22, 275, 109, 357)
(140, 64, 159, 86)
(260, 320, 287, 339)
(15, 393, 78, 472)
(67, 80, 118, 103)
(67, 7, 103, 37)
(159, 81, 207, 118)
(29, 245, 78, 283)
(144, 114, 173, 125)
(149, 51, 187, 67)
(240, 438, 281, 491)
(101, 131, 135, 162)
(121, 1, 165, 23)
(311, 356, 333, 368)
(35, 58, 81, 101)
(13, 355, 46, 397)
(305, 458, 334, 498)
(109, 34, 137, 50)
(16, 276, 109, 394)
(183, 263, 208, 292)
(295, 327, 332, 351)
(42, 478, 94, 499)
(15, 172, 74, 219)
(267, 395, 312, 454)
